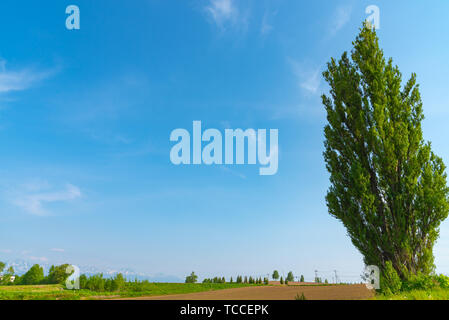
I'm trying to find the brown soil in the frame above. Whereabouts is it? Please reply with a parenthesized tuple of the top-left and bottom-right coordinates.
(119, 284, 374, 300)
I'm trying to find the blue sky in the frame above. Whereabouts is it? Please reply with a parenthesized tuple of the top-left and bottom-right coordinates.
(0, 0, 449, 282)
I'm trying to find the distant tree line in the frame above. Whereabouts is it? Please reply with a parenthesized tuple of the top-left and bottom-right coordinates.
(272, 270, 305, 283)
(0, 261, 135, 293)
(185, 272, 269, 285)
(0, 262, 73, 286)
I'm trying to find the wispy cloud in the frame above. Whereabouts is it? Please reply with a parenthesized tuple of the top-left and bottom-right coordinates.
(0, 249, 12, 254)
(206, 0, 236, 25)
(29, 256, 48, 262)
(288, 58, 322, 95)
(205, 0, 248, 31)
(50, 248, 65, 253)
(330, 5, 352, 35)
(261, 10, 276, 36)
(220, 166, 247, 179)
(0, 59, 57, 94)
(13, 183, 82, 216)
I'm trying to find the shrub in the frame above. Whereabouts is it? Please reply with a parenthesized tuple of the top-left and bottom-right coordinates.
(185, 272, 198, 283)
(295, 293, 307, 300)
(401, 273, 437, 291)
(436, 274, 449, 289)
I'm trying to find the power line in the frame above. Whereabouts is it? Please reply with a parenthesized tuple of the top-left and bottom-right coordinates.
(334, 270, 339, 284)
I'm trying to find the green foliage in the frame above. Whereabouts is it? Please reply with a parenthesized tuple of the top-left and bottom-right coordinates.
(202, 276, 226, 284)
(280, 277, 284, 285)
(300, 275, 304, 282)
(286, 271, 294, 282)
(83, 273, 105, 291)
(272, 270, 279, 280)
(185, 271, 198, 284)
(264, 277, 269, 285)
(0, 265, 15, 285)
(401, 273, 435, 291)
(436, 274, 449, 289)
(380, 261, 402, 294)
(322, 22, 449, 279)
(374, 287, 449, 300)
(0, 262, 5, 273)
(20, 264, 44, 285)
(113, 273, 125, 291)
(45, 264, 71, 284)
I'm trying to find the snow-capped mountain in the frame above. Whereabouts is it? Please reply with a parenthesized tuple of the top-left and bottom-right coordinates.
(2, 259, 183, 282)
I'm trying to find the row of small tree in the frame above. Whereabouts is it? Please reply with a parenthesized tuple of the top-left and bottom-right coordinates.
(0, 262, 72, 286)
(272, 270, 305, 283)
(202, 276, 226, 284)
(79, 273, 126, 292)
(186, 272, 270, 285)
(233, 276, 266, 284)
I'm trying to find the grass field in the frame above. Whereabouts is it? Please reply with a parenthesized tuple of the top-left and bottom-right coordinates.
(373, 288, 449, 300)
(0, 283, 256, 300)
(4, 283, 449, 300)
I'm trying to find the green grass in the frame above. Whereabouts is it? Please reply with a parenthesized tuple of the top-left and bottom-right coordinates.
(0, 283, 256, 300)
(373, 288, 449, 300)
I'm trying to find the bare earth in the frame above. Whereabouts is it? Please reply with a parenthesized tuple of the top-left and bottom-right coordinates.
(120, 284, 374, 300)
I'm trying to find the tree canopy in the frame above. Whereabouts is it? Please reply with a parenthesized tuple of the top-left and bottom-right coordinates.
(185, 271, 198, 283)
(322, 23, 449, 283)
(21, 264, 44, 285)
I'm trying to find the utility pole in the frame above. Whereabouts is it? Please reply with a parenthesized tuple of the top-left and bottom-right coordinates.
(334, 270, 338, 284)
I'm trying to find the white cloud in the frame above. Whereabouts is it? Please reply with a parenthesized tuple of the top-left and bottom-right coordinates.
(13, 183, 82, 216)
(330, 6, 352, 35)
(288, 58, 322, 95)
(29, 256, 48, 262)
(206, 0, 236, 25)
(205, 0, 248, 31)
(0, 249, 12, 254)
(50, 248, 65, 252)
(0, 59, 56, 94)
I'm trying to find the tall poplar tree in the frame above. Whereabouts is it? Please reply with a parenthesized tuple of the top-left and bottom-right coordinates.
(322, 23, 449, 281)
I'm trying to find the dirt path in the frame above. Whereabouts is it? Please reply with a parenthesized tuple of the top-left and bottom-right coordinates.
(119, 284, 374, 300)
